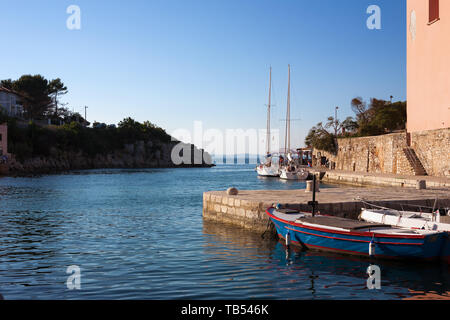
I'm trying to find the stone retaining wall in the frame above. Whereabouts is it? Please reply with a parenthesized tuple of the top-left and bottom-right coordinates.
(313, 128, 449, 177)
(411, 128, 450, 177)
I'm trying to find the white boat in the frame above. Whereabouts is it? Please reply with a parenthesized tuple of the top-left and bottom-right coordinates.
(257, 154, 280, 177)
(257, 163, 279, 177)
(256, 67, 280, 177)
(297, 169, 309, 180)
(359, 202, 450, 232)
(279, 165, 298, 180)
(279, 166, 309, 180)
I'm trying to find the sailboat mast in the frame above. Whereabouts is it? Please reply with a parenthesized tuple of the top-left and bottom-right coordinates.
(287, 64, 291, 152)
(266, 67, 272, 155)
(284, 65, 291, 155)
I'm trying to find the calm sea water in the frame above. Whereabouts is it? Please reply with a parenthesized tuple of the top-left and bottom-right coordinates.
(0, 164, 449, 300)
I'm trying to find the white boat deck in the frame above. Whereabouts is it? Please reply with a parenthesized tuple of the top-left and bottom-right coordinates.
(270, 208, 439, 236)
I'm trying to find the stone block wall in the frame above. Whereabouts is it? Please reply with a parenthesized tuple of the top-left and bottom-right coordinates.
(202, 192, 273, 233)
(314, 132, 408, 174)
(313, 128, 449, 177)
(410, 128, 450, 177)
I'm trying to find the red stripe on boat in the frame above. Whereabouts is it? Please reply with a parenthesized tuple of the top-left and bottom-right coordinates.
(285, 226, 423, 246)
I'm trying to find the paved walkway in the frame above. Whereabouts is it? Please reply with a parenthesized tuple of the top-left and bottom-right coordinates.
(306, 168, 450, 189)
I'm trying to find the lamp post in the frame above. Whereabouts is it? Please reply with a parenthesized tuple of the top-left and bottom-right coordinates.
(334, 106, 339, 136)
(84, 106, 88, 126)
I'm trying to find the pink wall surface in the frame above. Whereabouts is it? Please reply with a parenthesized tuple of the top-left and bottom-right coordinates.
(407, 0, 450, 132)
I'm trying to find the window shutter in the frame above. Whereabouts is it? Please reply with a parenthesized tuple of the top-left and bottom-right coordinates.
(429, 0, 439, 23)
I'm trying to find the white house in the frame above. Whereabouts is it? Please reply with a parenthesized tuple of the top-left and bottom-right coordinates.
(0, 87, 24, 117)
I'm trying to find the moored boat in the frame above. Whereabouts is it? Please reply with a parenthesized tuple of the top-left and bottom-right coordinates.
(279, 165, 298, 180)
(358, 201, 450, 232)
(278, 65, 304, 181)
(257, 155, 280, 177)
(266, 207, 450, 263)
(257, 67, 280, 177)
(297, 168, 309, 180)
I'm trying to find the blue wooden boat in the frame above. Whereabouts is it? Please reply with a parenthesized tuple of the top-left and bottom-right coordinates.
(267, 207, 450, 263)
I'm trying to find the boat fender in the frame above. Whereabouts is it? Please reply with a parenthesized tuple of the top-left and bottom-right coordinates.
(285, 232, 291, 247)
(369, 239, 375, 257)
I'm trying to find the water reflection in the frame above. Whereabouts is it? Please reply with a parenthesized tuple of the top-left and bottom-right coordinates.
(203, 221, 450, 300)
(1, 165, 449, 299)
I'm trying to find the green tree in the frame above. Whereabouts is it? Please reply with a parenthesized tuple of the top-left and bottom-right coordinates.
(11, 75, 53, 120)
(48, 78, 68, 117)
(305, 122, 337, 154)
(351, 97, 406, 136)
(1, 79, 13, 90)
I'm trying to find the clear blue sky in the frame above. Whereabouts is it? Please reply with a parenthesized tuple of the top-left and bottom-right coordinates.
(1, 0, 406, 151)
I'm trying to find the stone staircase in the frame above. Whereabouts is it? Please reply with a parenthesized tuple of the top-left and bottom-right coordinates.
(402, 148, 427, 176)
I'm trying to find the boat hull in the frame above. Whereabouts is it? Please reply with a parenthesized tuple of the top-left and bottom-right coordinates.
(267, 208, 449, 262)
(297, 170, 309, 180)
(257, 165, 279, 177)
(279, 169, 298, 180)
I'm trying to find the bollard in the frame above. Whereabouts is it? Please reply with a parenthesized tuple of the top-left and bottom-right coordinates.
(305, 180, 313, 192)
(416, 180, 426, 190)
(305, 179, 320, 193)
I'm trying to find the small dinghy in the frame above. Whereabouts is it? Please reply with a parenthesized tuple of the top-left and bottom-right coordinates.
(266, 207, 450, 263)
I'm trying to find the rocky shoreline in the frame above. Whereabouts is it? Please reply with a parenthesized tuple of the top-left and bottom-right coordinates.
(2, 140, 214, 177)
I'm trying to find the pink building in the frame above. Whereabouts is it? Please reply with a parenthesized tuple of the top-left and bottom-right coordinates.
(407, 0, 450, 132)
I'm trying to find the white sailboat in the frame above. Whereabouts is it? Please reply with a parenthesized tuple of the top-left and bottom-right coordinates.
(279, 65, 308, 180)
(257, 67, 280, 177)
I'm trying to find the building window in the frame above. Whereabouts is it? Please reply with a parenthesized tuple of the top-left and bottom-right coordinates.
(429, 0, 440, 24)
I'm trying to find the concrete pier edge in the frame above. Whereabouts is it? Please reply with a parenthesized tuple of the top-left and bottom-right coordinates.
(203, 187, 450, 234)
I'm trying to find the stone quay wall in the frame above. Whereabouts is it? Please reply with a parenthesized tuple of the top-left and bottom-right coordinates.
(202, 192, 274, 233)
(202, 188, 450, 233)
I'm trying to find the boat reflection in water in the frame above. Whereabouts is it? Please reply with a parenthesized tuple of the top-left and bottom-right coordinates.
(202, 221, 450, 300)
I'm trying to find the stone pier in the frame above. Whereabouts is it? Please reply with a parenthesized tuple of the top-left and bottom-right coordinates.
(309, 169, 450, 189)
(203, 187, 450, 233)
